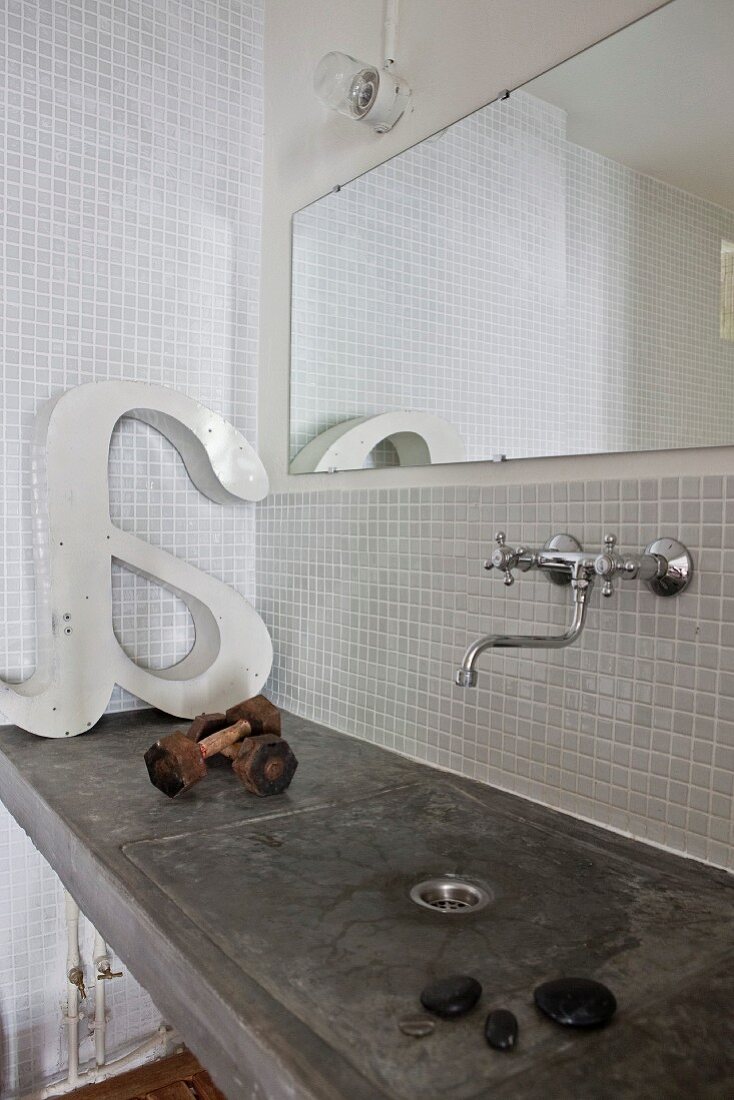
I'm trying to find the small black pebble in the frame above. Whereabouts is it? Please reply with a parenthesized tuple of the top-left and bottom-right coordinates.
(485, 1009, 518, 1051)
(534, 977, 617, 1028)
(420, 974, 482, 1019)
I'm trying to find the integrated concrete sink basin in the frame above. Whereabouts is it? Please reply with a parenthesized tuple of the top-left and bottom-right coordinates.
(123, 780, 733, 1100)
(0, 710, 731, 1099)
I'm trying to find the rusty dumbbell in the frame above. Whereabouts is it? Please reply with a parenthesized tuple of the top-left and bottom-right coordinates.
(144, 695, 297, 798)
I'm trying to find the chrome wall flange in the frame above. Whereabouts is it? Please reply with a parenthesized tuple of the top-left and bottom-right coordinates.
(644, 537, 694, 597)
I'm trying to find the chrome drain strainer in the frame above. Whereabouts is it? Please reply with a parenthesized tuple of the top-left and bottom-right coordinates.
(409, 875, 492, 915)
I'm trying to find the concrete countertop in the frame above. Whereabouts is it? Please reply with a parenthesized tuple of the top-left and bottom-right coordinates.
(0, 709, 732, 1099)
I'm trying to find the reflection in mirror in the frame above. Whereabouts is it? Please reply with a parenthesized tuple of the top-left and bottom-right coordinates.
(290, 411, 466, 473)
(290, 0, 734, 472)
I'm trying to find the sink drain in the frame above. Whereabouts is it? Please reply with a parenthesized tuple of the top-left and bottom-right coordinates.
(409, 876, 492, 915)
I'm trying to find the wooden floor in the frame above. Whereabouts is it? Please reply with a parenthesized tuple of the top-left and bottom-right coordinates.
(60, 1051, 226, 1100)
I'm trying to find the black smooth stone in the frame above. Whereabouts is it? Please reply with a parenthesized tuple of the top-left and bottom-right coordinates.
(485, 1009, 518, 1051)
(420, 974, 482, 1019)
(534, 977, 617, 1028)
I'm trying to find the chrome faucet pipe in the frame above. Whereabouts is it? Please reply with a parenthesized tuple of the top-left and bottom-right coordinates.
(455, 578, 591, 688)
(455, 532, 692, 689)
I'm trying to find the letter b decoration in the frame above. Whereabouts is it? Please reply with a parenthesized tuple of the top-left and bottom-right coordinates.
(1, 382, 272, 738)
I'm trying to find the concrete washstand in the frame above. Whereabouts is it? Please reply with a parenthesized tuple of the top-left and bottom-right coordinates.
(0, 710, 732, 1099)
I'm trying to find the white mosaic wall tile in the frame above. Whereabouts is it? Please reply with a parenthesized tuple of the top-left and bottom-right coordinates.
(290, 91, 734, 466)
(258, 475, 734, 874)
(0, 0, 263, 1093)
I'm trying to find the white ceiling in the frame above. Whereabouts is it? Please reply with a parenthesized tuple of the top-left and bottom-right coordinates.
(525, 0, 734, 213)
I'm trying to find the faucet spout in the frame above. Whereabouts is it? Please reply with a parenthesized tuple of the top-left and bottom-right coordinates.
(455, 580, 591, 688)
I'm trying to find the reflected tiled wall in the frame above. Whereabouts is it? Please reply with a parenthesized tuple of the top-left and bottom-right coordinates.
(290, 91, 734, 465)
(291, 93, 571, 465)
(0, 1, 263, 1093)
(258, 475, 734, 872)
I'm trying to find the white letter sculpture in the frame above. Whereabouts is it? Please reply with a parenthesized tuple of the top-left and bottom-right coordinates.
(1, 381, 272, 738)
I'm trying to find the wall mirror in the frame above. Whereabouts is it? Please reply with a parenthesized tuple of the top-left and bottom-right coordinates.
(290, 0, 734, 473)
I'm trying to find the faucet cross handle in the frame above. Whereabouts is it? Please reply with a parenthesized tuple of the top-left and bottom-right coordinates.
(485, 531, 521, 586)
(594, 533, 621, 597)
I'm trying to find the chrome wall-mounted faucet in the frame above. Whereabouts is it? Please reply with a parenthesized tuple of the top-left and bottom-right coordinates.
(455, 533, 693, 688)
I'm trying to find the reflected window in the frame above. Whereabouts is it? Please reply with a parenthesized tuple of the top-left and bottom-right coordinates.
(722, 241, 734, 341)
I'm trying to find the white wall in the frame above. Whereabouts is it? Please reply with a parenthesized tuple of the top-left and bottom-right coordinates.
(0, 1, 263, 1093)
(261, 0, 734, 492)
